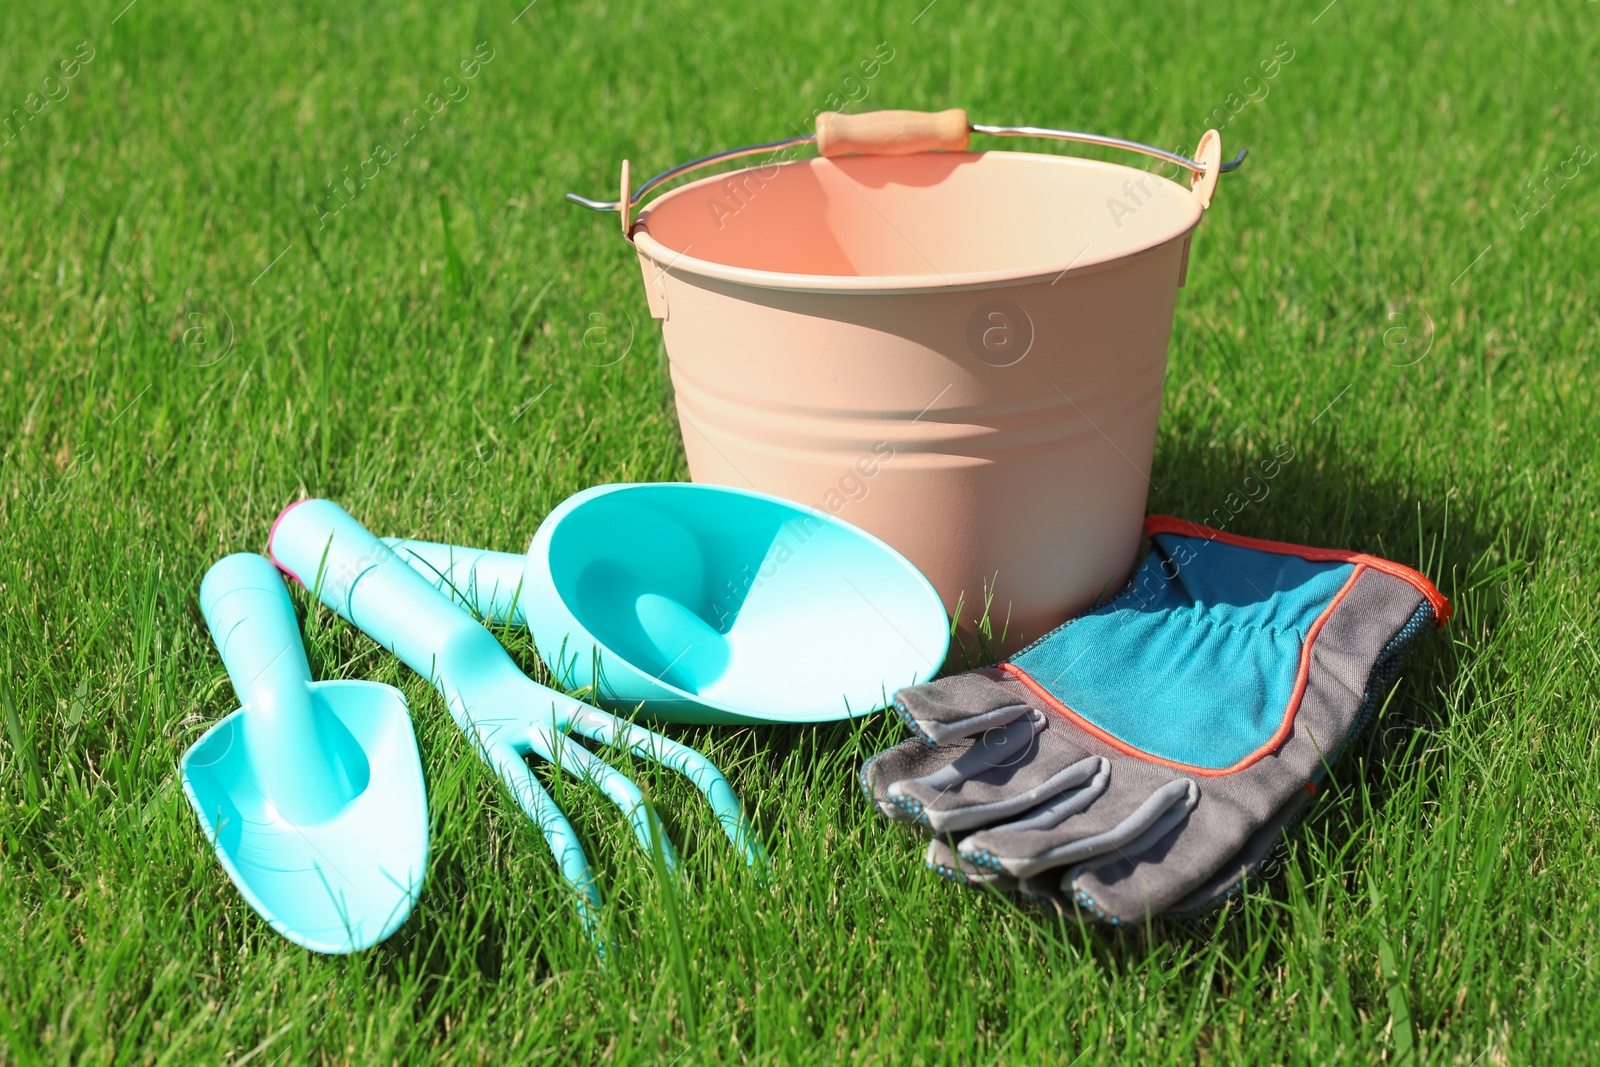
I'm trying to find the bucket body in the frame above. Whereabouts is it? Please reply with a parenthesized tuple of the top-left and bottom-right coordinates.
(631, 149, 1207, 653)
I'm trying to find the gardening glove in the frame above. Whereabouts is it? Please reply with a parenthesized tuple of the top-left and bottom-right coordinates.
(861, 516, 1451, 923)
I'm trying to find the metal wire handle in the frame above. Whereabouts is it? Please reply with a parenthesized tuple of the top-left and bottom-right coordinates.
(566, 123, 1248, 216)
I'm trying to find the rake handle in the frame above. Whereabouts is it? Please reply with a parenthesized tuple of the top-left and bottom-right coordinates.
(268, 500, 500, 685)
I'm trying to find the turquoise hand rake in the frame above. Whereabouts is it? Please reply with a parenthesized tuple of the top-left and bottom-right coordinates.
(268, 499, 762, 929)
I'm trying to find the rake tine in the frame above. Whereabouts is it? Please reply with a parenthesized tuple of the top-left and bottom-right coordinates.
(565, 706, 767, 872)
(523, 719, 681, 873)
(481, 737, 602, 934)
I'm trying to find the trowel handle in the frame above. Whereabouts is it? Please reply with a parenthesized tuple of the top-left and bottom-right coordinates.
(269, 499, 503, 682)
(380, 539, 530, 628)
(200, 553, 353, 823)
(200, 553, 315, 699)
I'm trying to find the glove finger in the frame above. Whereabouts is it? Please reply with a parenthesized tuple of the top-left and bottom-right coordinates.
(959, 763, 1198, 879)
(925, 837, 1016, 890)
(1161, 786, 1312, 917)
(886, 712, 1105, 833)
(1068, 784, 1313, 923)
(917, 754, 1109, 841)
(860, 707, 1047, 823)
(920, 767, 1110, 885)
(861, 743, 943, 823)
(893, 670, 1033, 744)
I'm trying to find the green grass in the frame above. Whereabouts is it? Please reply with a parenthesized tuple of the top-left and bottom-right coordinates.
(3, 0, 1598, 1062)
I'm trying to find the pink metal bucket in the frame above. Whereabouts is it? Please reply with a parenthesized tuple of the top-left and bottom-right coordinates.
(571, 109, 1240, 654)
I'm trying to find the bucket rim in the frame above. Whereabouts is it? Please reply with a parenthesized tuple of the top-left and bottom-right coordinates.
(631, 150, 1205, 294)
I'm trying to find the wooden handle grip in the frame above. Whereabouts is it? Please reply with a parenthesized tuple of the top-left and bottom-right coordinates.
(815, 108, 970, 157)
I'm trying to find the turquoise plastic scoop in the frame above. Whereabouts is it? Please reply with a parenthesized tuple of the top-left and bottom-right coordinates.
(268, 500, 762, 931)
(386, 483, 951, 725)
(182, 553, 428, 954)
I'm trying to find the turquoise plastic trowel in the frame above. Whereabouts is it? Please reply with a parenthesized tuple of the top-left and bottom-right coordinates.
(182, 553, 429, 954)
